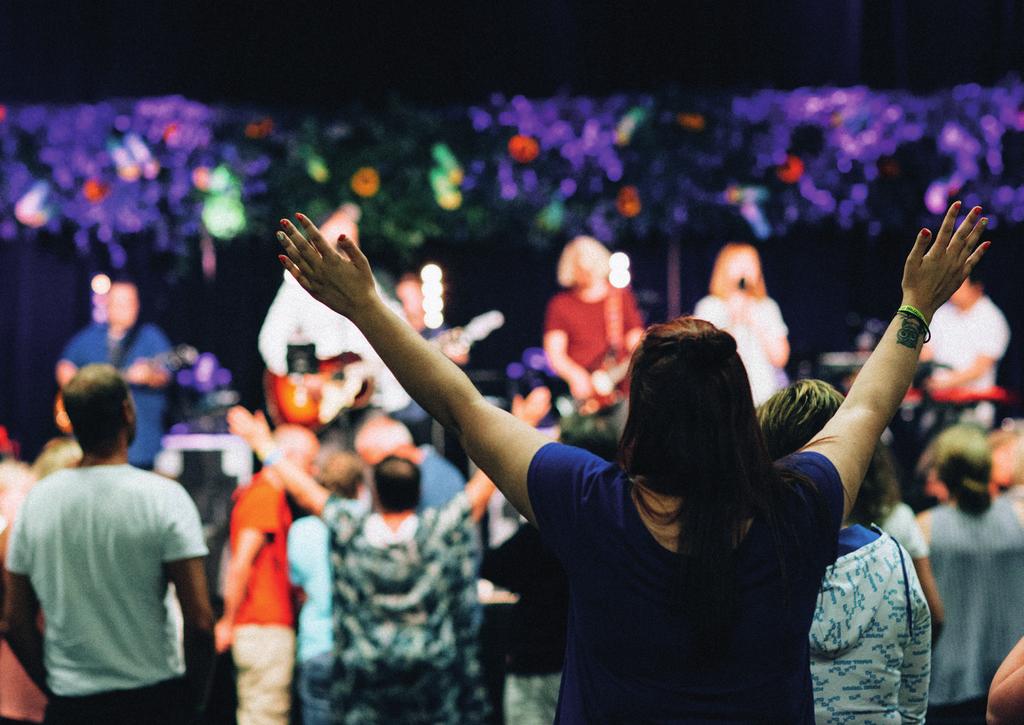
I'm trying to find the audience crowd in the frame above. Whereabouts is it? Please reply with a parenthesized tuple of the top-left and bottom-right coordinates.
(1, 203, 1023, 724)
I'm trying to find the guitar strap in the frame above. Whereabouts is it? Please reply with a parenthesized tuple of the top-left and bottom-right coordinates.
(604, 287, 625, 360)
(108, 324, 142, 371)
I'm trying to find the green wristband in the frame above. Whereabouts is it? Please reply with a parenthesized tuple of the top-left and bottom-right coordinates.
(897, 305, 931, 343)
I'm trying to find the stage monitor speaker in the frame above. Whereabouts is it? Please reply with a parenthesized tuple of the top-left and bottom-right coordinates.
(155, 434, 253, 599)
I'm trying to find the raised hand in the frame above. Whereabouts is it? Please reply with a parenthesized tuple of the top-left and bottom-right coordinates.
(226, 405, 274, 454)
(902, 201, 990, 320)
(275, 213, 379, 319)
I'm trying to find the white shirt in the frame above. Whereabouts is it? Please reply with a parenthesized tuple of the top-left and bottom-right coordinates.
(928, 295, 1010, 390)
(880, 502, 929, 559)
(258, 273, 411, 412)
(693, 295, 788, 405)
(6, 464, 208, 696)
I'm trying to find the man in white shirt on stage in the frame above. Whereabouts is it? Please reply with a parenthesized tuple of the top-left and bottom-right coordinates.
(922, 273, 1010, 426)
(257, 204, 411, 427)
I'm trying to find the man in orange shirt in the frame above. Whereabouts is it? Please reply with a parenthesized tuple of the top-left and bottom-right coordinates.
(215, 424, 319, 725)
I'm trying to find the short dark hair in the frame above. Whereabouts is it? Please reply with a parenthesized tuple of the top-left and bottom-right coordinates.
(62, 364, 132, 456)
(374, 456, 421, 512)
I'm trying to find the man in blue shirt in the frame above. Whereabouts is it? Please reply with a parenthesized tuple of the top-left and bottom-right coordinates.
(56, 280, 172, 468)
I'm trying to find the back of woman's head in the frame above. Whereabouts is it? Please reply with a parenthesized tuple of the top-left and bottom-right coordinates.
(620, 317, 791, 655)
(757, 380, 844, 462)
(759, 380, 902, 525)
(933, 424, 992, 515)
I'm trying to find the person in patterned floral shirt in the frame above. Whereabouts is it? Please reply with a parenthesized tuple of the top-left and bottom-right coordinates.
(227, 405, 499, 724)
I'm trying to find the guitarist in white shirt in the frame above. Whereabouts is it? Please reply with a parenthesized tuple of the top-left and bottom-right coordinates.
(258, 205, 411, 423)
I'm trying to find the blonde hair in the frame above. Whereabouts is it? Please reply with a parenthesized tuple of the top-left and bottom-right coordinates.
(708, 243, 768, 299)
(757, 379, 844, 461)
(933, 424, 992, 514)
(31, 437, 83, 480)
(557, 236, 611, 289)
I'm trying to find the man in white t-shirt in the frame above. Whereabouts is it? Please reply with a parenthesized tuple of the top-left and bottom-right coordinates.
(4, 364, 213, 725)
(923, 275, 1010, 425)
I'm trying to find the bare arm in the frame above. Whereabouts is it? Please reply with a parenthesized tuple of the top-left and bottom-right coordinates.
(214, 528, 263, 653)
(165, 557, 215, 713)
(3, 571, 47, 694)
(226, 407, 329, 515)
(805, 203, 989, 518)
(928, 354, 997, 389)
(989, 636, 1024, 725)
(277, 217, 550, 524)
(543, 329, 594, 401)
(911, 556, 944, 641)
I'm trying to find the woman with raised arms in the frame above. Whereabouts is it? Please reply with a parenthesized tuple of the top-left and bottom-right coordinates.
(275, 203, 989, 723)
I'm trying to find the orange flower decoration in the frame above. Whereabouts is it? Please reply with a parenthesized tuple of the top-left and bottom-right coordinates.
(0, 105, 9, 123)
(676, 113, 706, 132)
(83, 178, 111, 203)
(350, 167, 381, 198)
(162, 123, 180, 143)
(776, 155, 804, 184)
(508, 134, 540, 164)
(245, 117, 275, 139)
(616, 186, 642, 218)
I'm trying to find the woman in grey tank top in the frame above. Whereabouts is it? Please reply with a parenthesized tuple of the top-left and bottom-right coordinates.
(917, 424, 1024, 724)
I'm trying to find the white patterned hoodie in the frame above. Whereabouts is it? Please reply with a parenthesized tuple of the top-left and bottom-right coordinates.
(809, 527, 931, 724)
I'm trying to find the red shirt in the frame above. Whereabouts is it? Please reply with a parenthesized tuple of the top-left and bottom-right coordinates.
(230, 474, 294, 627)
(544, 288, 643, 372)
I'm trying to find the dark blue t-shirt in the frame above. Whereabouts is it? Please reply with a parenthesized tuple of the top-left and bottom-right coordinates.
(528, 443, 844, 724)
(61, 322, 172, 468)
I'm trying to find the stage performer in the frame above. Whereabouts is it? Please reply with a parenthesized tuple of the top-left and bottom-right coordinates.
(921, 272, 1010, 426)
(693, 242, 790, 406)
(56, 279, 171, 469)
(258, 204, 410, 425)
(543, 236, 644, 411)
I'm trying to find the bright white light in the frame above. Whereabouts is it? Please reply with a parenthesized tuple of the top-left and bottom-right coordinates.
(91, 274, 112, 295)
(423, 297, 444, 314)
(420, 263, 443, 283)
(424, 311, 444, 329)
(421, 280, 444, 298)
(609, 251, 630, 270)
(609, 268, 631, 289)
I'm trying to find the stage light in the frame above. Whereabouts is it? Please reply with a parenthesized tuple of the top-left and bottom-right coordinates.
(420, 264, 443, 284)
(420, 263, 444, 328)
(609, 252, 631, 289)
(91, 274, 111, 295)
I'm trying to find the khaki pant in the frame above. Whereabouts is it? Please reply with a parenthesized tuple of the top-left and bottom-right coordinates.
(232, 624, 296, 725)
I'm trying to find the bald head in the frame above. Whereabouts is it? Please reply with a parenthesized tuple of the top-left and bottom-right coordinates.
(354, 415, 415, 465)
(319, 204, 360, 247)
(274, 424, 320, 474)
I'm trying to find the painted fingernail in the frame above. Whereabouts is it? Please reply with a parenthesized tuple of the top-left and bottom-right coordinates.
(982, 241, 992, 249)
(921, 228, 931, 237)
(277, 255, 288, 264)
(276, 231, 286, 241)
(280, 219, 290, 228)
(980, 217, 989, 226)
(296, 212, 307, 222)
(953, 200, 962, 208)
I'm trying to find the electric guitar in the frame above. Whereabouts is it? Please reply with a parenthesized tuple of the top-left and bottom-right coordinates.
(265, 310, 506, 430)
(577, 355, 632, 415)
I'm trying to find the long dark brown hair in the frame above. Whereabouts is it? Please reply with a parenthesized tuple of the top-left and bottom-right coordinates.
(618, 317, 823, 657)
